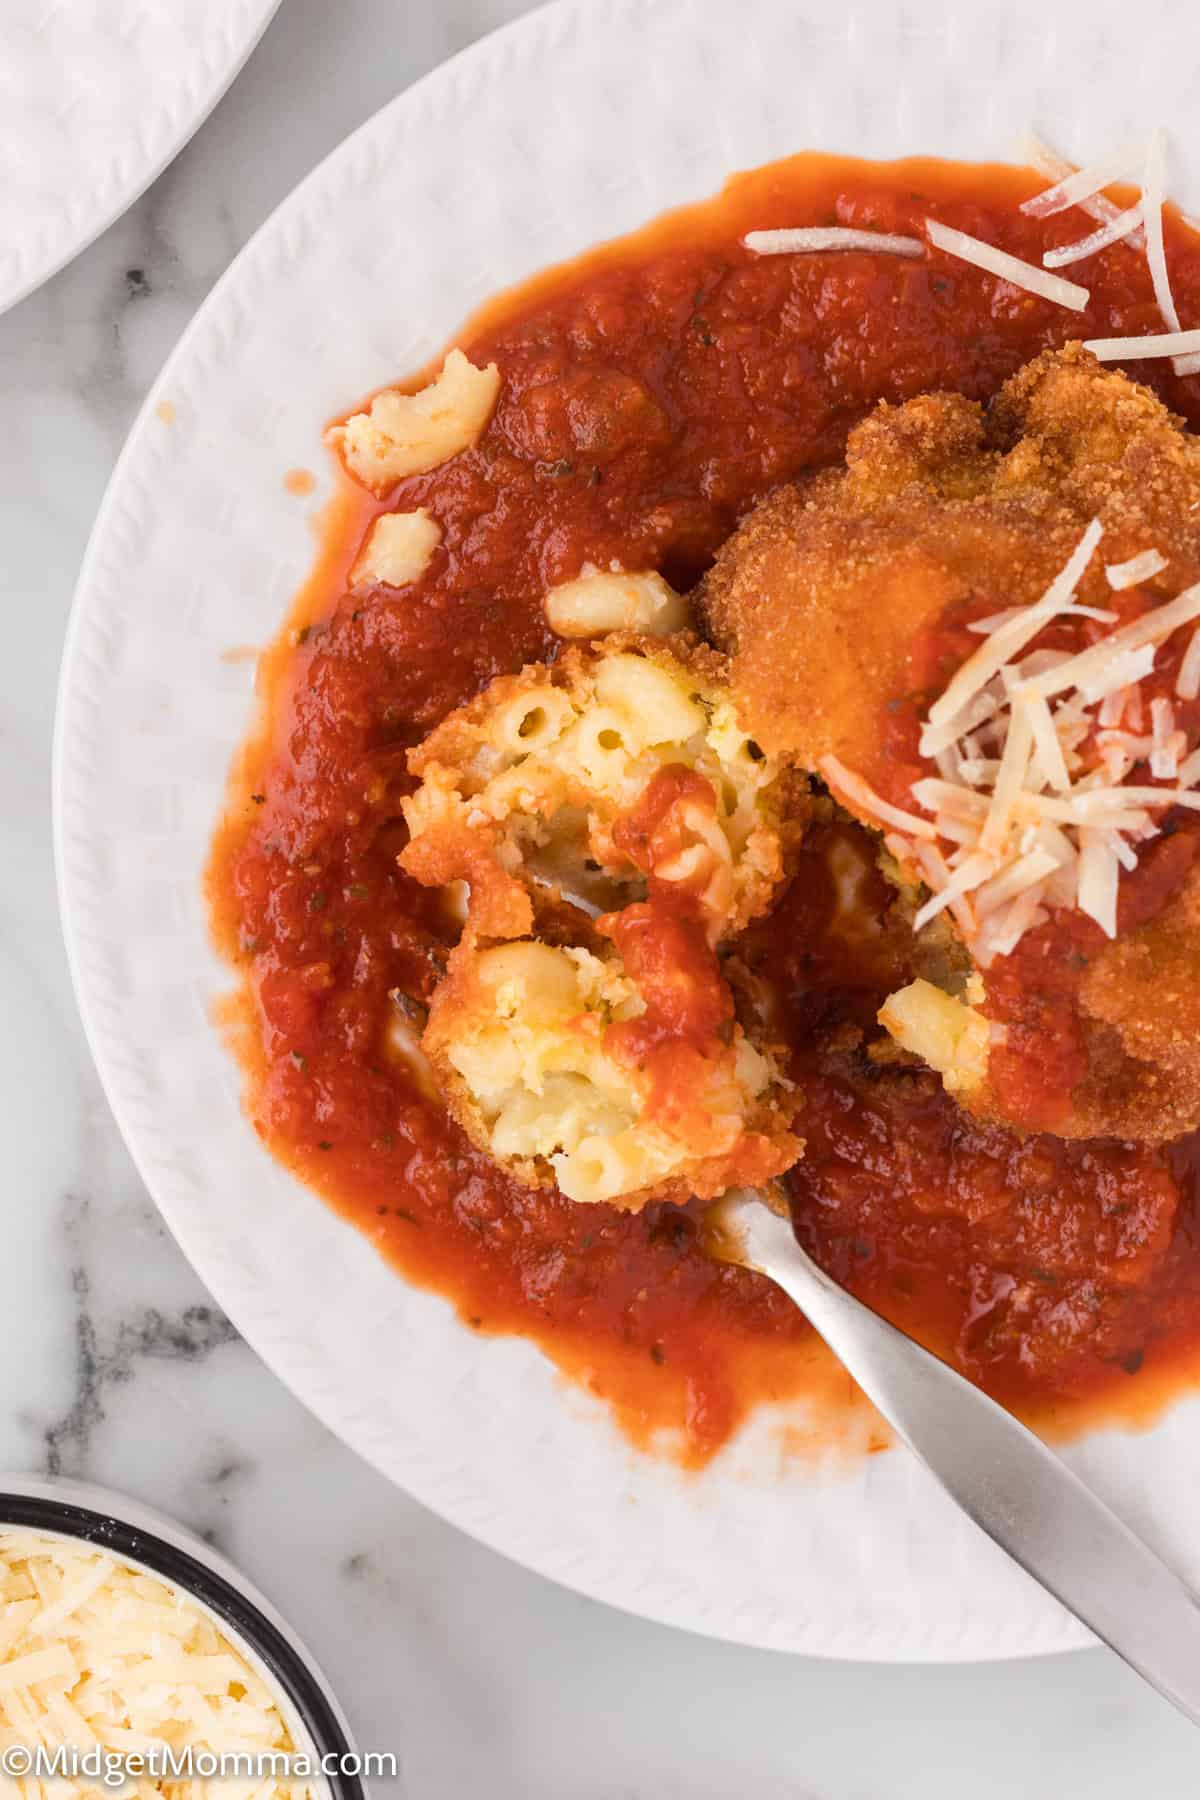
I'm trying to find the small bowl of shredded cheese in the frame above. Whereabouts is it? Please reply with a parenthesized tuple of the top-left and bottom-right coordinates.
(0, 1477, 361, 1800)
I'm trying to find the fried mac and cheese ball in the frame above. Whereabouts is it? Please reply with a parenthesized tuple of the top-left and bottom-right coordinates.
(703, 346, 1200, 775)
(400, 635, 798, 944)
(702, 346, 1200, 1141)
(423, 906, 800, 1210)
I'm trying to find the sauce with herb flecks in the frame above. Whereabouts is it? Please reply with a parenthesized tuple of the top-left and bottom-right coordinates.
(210, 153, 1200, 1463)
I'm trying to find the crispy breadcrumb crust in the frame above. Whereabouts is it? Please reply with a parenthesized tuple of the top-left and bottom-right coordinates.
(1075, 861, 1200, 1141)
(702, 345, 1200, 1141)
(423, 929, 801, 1211)
(400, 631, 805, 943)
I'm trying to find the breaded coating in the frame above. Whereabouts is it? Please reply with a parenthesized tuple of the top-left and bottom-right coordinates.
(703, 346, 1200, 1141)
(704, 347, 1200, 775)
(1076, 860, 1200, 1141)
(423, 907, 801, 1211)
(401, 633, 801, 944)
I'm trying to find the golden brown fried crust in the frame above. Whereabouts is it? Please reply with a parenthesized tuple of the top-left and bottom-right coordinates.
(421, 931, 547, 1193)
(401, 634, 717, 940)
(702, 347, 1200, 774)
(407, 631, 716, 773)
(702, 346, 1200, 1142)
(1074, 862, 1200, 1141)
(989, 343, 1200, 540)
(703, 487, 1080, 770)
(401, 628, 804, 941)
(423, 930, 801, 1212)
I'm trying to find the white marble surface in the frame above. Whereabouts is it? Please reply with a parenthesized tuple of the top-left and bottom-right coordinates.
(5, 0, 1200, 1792)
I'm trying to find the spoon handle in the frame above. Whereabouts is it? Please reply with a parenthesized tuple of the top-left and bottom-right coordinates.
(727, 1194, 1200, 1723)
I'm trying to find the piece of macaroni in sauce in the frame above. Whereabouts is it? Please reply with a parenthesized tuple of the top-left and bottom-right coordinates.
(400, 635, 798, 944)
(423, 918, 801, 1209)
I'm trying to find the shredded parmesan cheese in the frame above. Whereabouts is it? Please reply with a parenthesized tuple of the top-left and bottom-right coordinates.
(1176, 628, 1200, 701)
(818, 755, 936, 840)
(973, 846, 1062, 916)
(1150, 696, 1180, 777)
(924, 217, 1089, 311)
(1083, 328, 1200, 361)
(0, 1530, 310, 1800)
(922, 520, 1103, 743)
(911, 841, 978, 934)
(1101, 684, 1129, 727)
(911, 851, 997, 931)
(1021, 586, 1200, 703)
(1078, 827, 1120, 936)
(743, 227, 924, 257)
(1106, 549, 1168, 590)
(1141, 130, 1183, 335)
(976, 883, 1049, 959)
(1074, 645, 1160, 707)
(979, 697, 1034, 852)
(911, 779, 989, 819)
(1022, 128, 1196, 371)
(1020, 129, 1146, 249)
(1022, 687, 1072, 790)
(824, 522, 1200, 964)
(1042, 204, 1144, 269)
(1019, 137, 1148, 219)
(969, 601, 1115, 631)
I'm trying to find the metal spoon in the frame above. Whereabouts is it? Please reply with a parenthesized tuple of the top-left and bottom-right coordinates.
(715, 1190, 1200, 1722)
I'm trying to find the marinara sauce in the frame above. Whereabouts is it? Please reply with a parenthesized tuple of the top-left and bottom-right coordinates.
(210, 153, 1200, 1464)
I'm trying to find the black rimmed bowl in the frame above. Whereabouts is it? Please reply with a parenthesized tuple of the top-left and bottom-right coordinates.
(0, 1475, 364, 1800)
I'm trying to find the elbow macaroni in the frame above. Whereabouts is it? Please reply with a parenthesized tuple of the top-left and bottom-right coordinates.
(878, 976, 990, 1095)
(351, 508, 442, 589)
(328, 349, 501, 492)
(424, 935, 800, 1210)
(544, 565, 689, 638)
(400, 636, 797, 943)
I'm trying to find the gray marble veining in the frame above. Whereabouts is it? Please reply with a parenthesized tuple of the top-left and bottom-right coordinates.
(4, 1, 1200, 1794)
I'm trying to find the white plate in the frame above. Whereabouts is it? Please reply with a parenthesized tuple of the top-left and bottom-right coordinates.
(54, 0, 1200, 1661)
(0, 0, 280, 316)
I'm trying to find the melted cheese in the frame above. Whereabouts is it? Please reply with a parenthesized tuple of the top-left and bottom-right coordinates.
(878, 979, 990, 1095)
